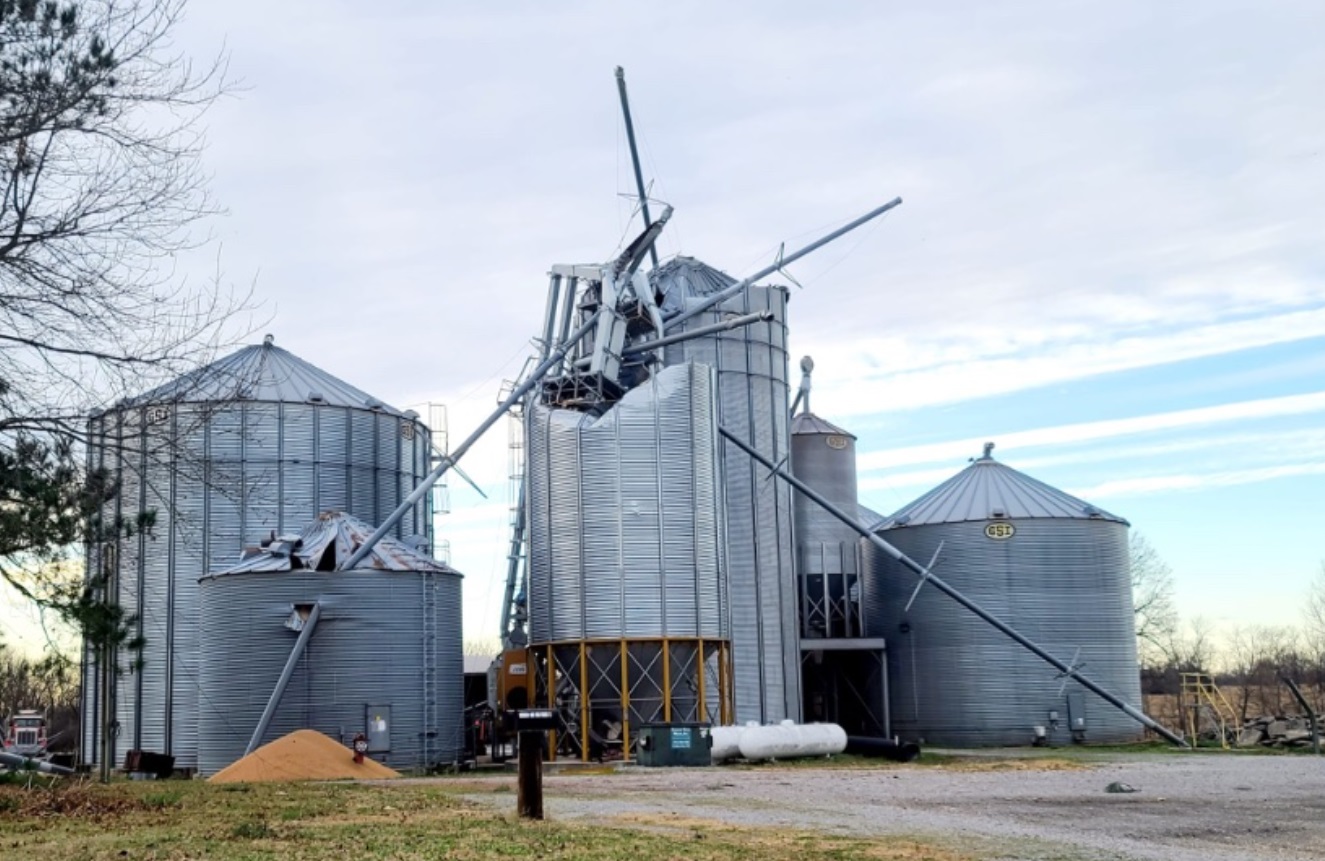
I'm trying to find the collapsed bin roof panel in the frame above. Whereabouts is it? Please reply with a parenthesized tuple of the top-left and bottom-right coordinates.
(207, 510, 459, 577)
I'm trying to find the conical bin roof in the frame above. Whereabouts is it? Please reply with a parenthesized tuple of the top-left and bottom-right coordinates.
(883, 444, 1127, 528)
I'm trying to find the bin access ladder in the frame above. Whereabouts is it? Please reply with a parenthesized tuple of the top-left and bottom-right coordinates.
(1181, 672, 1238, 748)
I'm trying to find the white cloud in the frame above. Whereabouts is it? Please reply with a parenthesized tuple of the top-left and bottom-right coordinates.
(812, 307, 1325, 421)
(1070, 461, 1325, 500)
(857, 390, 1325, 472)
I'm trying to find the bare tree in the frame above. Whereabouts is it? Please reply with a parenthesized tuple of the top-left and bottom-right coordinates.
(1130, 532, 1179, 666)
(0, 0, 246, 642)
(1225, 624, 1300, 722)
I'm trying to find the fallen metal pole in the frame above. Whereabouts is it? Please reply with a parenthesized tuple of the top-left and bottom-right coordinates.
(247, 602, 322, 756)
(615, 66, 658, 271)
(622, 310, 773, 357)
(0, 751, 75, 776)
(340, 312, 603, 571)
(574, 310, 775, 369)
(665, 197, 902, 330)
(717, 425, 1190, 749)
(1282, 676, 1320, 755)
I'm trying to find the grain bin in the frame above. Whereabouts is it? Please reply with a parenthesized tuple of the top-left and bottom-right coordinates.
(196, 511, 462, 775)
(867, 444, 1142, 746)
(653, 257, 800, 724)
(791, 411, 868, 640)
(525, 363, 731, 760)
(80, 337, 433, 771)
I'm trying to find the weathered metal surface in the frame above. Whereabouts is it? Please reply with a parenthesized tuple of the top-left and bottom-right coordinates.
(196, 558, 463, 775)
(525, 363, 727, 643)
(868, 456, 1142, 746)
(655, 258, 799, 723)
(80, 341, 432, 772)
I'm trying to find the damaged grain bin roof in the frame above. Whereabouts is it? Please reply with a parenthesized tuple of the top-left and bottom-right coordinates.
(212, 510, 460, 576)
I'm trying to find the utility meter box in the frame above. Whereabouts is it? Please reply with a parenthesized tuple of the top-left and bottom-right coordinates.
(636, 723, 713, 767)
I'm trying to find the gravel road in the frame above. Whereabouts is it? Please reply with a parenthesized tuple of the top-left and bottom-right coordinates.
(456, 752, 1325, 860)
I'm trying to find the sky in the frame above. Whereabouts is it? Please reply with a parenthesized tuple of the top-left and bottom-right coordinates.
(4, 0, 1324, 654)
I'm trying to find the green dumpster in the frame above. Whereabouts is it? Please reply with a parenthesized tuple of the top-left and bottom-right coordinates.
(635, 723, 713, 767)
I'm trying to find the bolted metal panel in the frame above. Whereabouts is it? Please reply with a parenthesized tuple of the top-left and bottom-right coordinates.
(196, 566, 463, 775)
(867, 516, 1143, 746)
(526, 363, 727, 645)
(656, 258, 799, 723)
(80, 341, 432, 771)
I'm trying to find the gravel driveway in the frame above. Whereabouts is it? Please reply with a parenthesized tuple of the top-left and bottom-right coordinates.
(457, 752, 1325, 860)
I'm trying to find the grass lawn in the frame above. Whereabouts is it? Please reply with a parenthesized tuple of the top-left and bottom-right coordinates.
(0, 777, 966, 861)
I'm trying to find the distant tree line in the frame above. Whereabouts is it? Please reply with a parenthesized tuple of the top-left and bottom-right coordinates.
(1134, 537, 1325, 729)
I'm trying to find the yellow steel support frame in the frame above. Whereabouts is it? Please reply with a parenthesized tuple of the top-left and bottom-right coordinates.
(662, 643, 672, 722)
(697, 640, 707, 723)
(530, 637, 733, 762)
(579, 642, 590, 762)
(620, 641, 630, 754)
(546, 644, 557, 761)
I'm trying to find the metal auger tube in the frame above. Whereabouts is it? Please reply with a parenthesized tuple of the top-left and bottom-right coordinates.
(340, 312, 603, 572)
(664, 197, 902, 330)
(717, 425, 1189, 749)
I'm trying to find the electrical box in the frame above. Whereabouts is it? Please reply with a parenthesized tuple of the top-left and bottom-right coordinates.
(635, 723, 713, 767)
(1067, 691, 1087, 740)
(365, 704, 391, 753)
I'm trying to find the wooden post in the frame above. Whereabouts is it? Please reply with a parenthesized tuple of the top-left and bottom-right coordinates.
(516, 731, 544, 820)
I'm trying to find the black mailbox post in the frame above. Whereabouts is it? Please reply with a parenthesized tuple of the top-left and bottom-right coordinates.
(508, 709, 557, 819)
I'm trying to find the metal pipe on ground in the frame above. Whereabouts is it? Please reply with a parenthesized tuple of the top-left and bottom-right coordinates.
(246, 602, 322, 756)
(664, 197, 903, 331)
(845, 736, 920, 762)
(717, 424, 1190, 749)
(0, 752, 75, 776)
(339, 311, 603, 572)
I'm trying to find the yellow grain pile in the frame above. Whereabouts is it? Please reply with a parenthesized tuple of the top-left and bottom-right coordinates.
(208, 729, 400, 783)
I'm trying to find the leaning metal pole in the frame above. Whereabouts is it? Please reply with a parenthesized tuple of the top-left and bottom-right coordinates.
(717, 425, 1190, 748)
(615, 66, 658, 270)
(665, 197, 903, 330)
(339, 312, 603, 572)
(0, 751, 75, 776)
(246, 602, 322, 756)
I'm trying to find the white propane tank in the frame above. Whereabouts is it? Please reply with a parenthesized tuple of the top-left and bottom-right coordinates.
(795, 722, 848, 756)
(736, 720, 848, 761)
(710, 724, 749, 762)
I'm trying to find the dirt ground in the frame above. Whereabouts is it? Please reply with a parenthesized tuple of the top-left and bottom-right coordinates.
(449, 750, 1325, 861)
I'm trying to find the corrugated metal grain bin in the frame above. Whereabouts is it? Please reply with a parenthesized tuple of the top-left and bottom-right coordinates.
(80, 338, 432, 771)
(526, 362, 727, 644)
(654, 257, 800, 723)
(791, 412, 868, 640)
(867, 445, 1143, 746)
(196, 512, 462, 775)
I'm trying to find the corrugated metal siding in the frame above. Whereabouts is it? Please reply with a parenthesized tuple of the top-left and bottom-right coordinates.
(81, 398, 431, 771)
(196, 568, 463, 775)
(662, 283, 799, 723)
(526, 363, 727, 644)
(866, 518, 1143, 746)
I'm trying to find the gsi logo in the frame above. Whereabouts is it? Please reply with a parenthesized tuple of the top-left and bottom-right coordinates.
(984, 522, 1016, 540)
